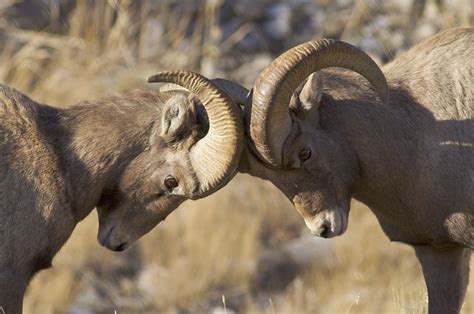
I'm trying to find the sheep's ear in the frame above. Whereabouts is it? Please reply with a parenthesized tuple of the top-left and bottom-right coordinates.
(289, 72, 323, 122)
(300, 72, 323, 109)
(160, 94, 197, 140)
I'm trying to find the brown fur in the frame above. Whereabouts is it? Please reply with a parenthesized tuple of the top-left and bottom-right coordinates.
(0, 87, 207, 313)
(241, 28, 473, 313)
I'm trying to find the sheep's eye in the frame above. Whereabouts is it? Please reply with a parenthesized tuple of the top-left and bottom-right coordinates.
(298, 147, 312, 161)
(164, 175, 179, 190)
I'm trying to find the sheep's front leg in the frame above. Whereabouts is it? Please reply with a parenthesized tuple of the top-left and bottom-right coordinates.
(0, 271, 27, 314)
(414, 245, 471, 314)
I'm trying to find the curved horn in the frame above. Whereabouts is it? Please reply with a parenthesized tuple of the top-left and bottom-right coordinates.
(249, 39, 389, 166)
(148, 71, 244, 196)
(211, 78, 250, 107)
(158, 83, 188, 93)
(158, 79, 250, 107)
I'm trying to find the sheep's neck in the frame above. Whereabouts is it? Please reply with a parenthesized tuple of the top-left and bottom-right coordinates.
(57, 102, 154, 222)
(316, 74, 422, 196)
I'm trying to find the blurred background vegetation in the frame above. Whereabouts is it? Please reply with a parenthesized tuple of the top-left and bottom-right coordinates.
(0, 0, 472, 313)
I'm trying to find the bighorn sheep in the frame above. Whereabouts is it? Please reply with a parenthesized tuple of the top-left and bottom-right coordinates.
(236, 28, 473, 313)
(0, 71, 243, 313)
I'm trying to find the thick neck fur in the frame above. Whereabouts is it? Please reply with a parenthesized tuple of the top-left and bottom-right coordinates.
(319, 68, 472, 245)
(318, 73, 428, 196)
(322, 30, 472, 220)
(43, 91, 162, 222)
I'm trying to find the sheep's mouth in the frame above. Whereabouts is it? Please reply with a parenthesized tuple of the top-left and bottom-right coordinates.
(110, 242, 128, 252)
(98, 225, 129, 252)
(300, 200, 350, 238)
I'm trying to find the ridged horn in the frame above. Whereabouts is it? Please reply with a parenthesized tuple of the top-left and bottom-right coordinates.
(211, 78, 250, 107)
(249, 39, 389, 166)
(148, 71, 244, 196)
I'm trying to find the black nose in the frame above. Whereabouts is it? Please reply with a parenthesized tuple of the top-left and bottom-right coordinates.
(113, 242, 128, 252)
(320, 223, 330, 238)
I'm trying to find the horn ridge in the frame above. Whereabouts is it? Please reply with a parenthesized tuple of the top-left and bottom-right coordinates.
(148, 70, 244, 195)
(249, 39, 389, 166)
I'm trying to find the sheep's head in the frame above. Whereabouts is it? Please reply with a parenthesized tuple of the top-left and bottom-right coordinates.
(97, 71, 244, 251)
(241, 40, 389, 238)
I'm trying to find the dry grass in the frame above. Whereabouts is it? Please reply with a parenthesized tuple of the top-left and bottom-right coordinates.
(23, 176, 474, 313)
(0, 0, 472, 313)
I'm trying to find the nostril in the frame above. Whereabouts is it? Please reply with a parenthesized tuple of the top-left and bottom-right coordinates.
(99, 226, 115, 247)
(105, 226, 114, 241)
(320, 223, 330, 238)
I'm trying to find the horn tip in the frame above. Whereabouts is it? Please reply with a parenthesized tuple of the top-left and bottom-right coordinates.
(148, 71, 175, 83)
(147, 74, 160, 83)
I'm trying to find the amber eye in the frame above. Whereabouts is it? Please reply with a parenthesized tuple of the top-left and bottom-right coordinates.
(298, 147, 312, 161)
(164, 175, 179, 190)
